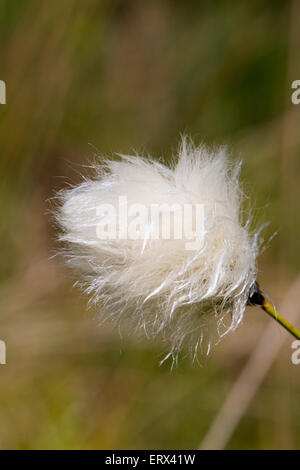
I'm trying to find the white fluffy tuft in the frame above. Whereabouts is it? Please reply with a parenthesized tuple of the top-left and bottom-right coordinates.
(56, 138, 261, 362)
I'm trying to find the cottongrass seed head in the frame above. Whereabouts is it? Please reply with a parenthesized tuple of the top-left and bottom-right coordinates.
(56, 137, 262, 364)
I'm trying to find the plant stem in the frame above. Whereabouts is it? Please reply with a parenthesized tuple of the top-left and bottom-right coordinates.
(262, 300, 300, 340)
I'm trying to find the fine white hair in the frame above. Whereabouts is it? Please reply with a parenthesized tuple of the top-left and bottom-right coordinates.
(56, 138, 261, 363)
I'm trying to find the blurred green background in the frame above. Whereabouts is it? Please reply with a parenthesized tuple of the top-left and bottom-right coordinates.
(0, 0, 300, 449)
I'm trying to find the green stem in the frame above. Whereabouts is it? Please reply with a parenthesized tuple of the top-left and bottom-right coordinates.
(262, 300, 300, 340)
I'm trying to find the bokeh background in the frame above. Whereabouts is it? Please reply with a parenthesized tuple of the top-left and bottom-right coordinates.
(0, 0, 300, 449)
